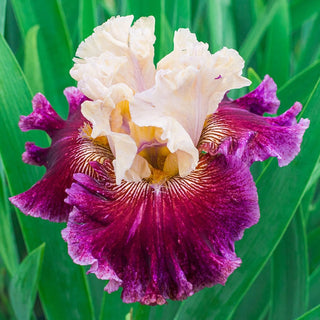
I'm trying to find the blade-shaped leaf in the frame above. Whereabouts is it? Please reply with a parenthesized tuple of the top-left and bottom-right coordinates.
(59, 0, 80, 48)
(308, 266, 320, 310)
(278, 60, 320, 110)
(99, 291, 138, 320)
(239, 0, 280, 64)
(79, 0, 97, 41)
(308, 226, 320, 273)
(290, 0, 320, 31)
(269, 209, 308, 319)
(264, 0, 290, 86)
(296, 14, 320, 73)
(23, 25, 44, 94)
(207, 0, 236, 51)
(173, 76, 320, 320)
(0, 0, 6, 35)
(231, 262, 271, 320)
(0, 157, 19, 276)
(10, 0, 74, 116)
(295, 304, 320, 320)
(0, 34, 94, 320)
(9, 244, 45, 320)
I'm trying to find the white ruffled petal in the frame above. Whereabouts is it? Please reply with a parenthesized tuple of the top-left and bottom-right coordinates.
(70, 15, 156, 101)
(137, 29, 251, 145)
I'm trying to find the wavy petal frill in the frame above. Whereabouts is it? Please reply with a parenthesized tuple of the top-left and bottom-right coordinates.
(62, 151, 259, 305)
(198, 76, 310, 166)
(10, 88, 112, 222)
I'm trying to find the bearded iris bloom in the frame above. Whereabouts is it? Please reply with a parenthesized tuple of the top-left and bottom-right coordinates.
(10, 16, 309, 305)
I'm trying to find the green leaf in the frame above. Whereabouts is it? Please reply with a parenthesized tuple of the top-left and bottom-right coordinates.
(99, 291, 137, 320)
(149, 301, 181, 320)
(264, 0, 290, 86)
(79, 0, 97, 41)
(239, 0, 280, 64)
(23, 25, 44, 94)
(269, 209, 308, 319)
(290, 0, 320, 31)
(0, 34, 94, 320)
(165, 0, 191, 30)
(0, 157, 19, 276)
(159, 1, 173, 59)
(134, 305, 151, 320)
(308, 226, 320, 273)
(231, 262, 271, 320)
(0, 0, 6, 35)
(9, 244, 45, 320)
(278, 60, 320, 110)
(309, 266, 320, 310)
(59, 0, 80, 48)
(295, 304, 320, 320)
(10, 0, 74, 116)
(207, 0, 236, 51)
(296, 14, 320, 73)
(173, 74, 320, 320)
(247, 67, 262, 91)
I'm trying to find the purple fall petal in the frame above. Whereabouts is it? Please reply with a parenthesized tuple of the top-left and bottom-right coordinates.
(62, 151, 259, 305)
(19, 93, 65, 137)
(10, 88, 111, 222)
(199, 79, 309, 167)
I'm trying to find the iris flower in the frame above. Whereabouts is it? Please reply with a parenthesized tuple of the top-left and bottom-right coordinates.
(10, 16, 309, 305)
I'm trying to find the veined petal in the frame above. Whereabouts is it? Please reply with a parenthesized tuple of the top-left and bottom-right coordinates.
(62, 152, 259, 305)
(10, 88, 112, 222)
(70, 15, 156, 100)
(198, 78, 309, 166)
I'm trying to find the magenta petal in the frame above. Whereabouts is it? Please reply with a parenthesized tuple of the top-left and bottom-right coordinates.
(199, 83, 309, 167)
(223, 75, 280, 115)
(64, 87, 88, 118)
(10, 88, 110, 222)
(22, 142, 49, 167)
(19, 93, 65, 137)
(62, 153, 259, 305)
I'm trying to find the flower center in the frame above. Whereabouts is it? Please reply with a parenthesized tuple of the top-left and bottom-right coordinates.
(84, 100, 181, 184)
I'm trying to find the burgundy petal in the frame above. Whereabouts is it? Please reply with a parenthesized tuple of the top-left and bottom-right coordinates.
(19, 93, 65, 137)
(10, 88, 111, 222)
(62, 150, 259, 305)
(199, 80, 309, 167)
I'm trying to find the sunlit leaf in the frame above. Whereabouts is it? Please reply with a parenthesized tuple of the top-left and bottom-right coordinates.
(23, 25, 44, 94)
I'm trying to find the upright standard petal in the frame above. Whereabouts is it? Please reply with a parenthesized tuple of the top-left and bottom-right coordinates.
(62, 149, 259, 305)
(10, 88, 112, 222)
(70, 15, 156, 100)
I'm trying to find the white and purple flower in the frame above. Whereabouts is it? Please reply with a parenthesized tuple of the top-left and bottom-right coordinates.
(10, 16, 309, 305)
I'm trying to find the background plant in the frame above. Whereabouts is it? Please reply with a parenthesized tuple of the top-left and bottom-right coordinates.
(0, 0, 320, 319)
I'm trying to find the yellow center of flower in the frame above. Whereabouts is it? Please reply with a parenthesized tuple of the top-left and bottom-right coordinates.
(84, 100, 180, 183)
